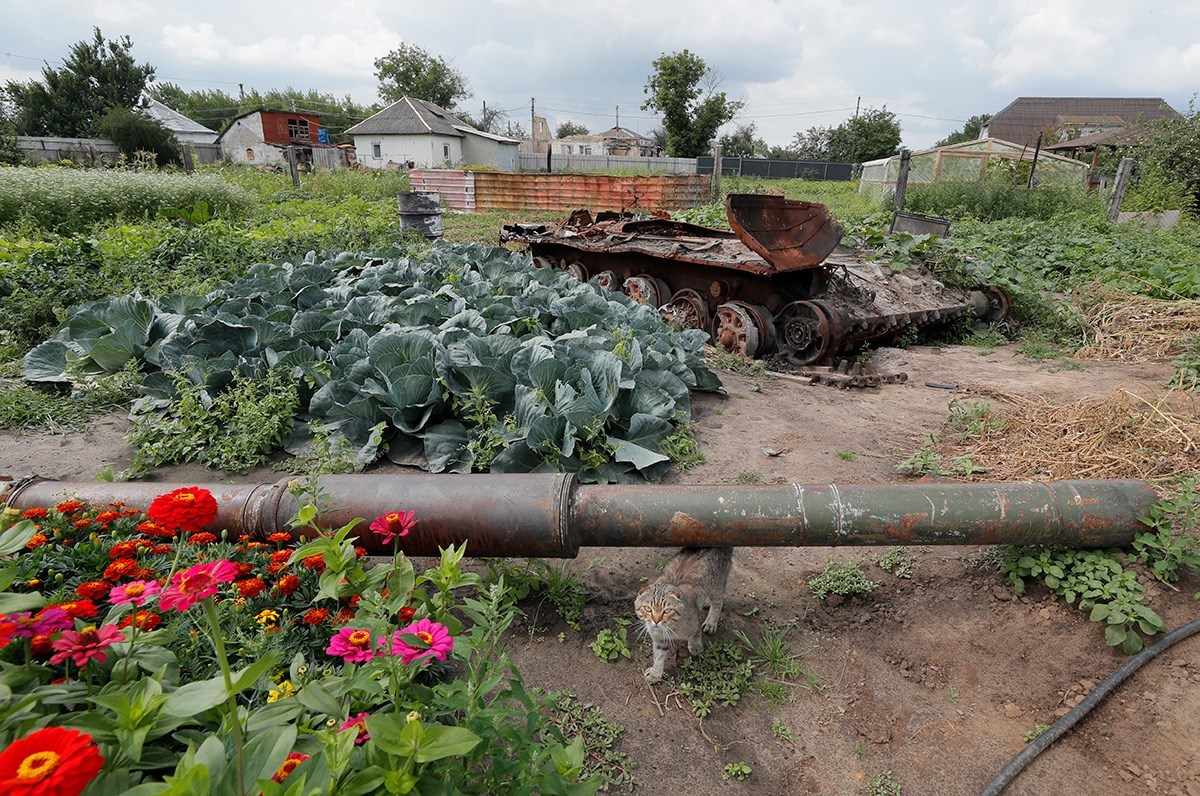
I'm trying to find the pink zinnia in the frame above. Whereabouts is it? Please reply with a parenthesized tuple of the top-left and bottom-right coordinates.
(50, 624, 125, 668)
(391, 618, 454, 665)
(326, 627, 378, 663)
(369, 510, 417, 544)
(338, 712, 371, 745)
(109, 580, 161, 607)
(10, 607, 71, 639)
(159, 559, 239, 612)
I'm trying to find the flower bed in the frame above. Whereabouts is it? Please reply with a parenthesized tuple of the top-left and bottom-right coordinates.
(0, 487, 598, 794)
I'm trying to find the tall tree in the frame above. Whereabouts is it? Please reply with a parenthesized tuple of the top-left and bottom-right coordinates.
(555, 120, 589, 138)
(718, 122, 767, 158)
(827, 107, 901, 163)
(790, 126, 832, 160)
(4, 28, 155, 138)
(374, 43, 470, 109)
(459, 101, 508, 134)
(641, 50, 742, 158)
(936, 113, 992, 147)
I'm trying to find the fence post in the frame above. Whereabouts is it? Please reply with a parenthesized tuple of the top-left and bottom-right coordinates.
(711, 144, 723, 201)
(1107, 157, 1134, 222)
(893, 148, 911, 211)
(286, 146, 300, 188)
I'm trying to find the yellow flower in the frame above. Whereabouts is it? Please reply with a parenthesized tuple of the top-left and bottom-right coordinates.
(406, 710, 421, 724)
(3, 507, 19, 517)
(267, 680, 296, 703)
(256, 609, 280, 626)
(233, 598, 247, 608)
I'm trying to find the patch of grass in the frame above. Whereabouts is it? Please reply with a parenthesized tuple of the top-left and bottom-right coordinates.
(873, 547, 917, 579)
(546, 692, 638, 792)
(483, 558, 591, 630)
(734, 470, 763, 484)
(676, 639, 754, 717)
(1165, 335, 1200, 391)
(867, 769, 902, 796)
(1016, 332, 1084, 371)
(852, 741, 869, 759)
(895, 435, 946, 476)
(836, 450, 856, 461)
(808, 558, 878, 600)
(736, 620, 820, 703)
(722, 762, 752, 781)
(0, 363, 140, 432)
(947, 402, 1005, 439)
(659, 421, 706, 472)
(708, 347, 768, 378)
(1133, 474, 1200, 588)
(1024, 723, 1051, 743)
(771, 717, 794, 743)
(960, 324, 1010, 354)
(590, 618, 632, 662)
(711, 405, 725, 415)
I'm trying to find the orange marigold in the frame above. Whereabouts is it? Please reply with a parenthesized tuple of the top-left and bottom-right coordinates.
(301, 554, 325, 572)
(21, 507, 49, 520)
(266, 532, 292, 544)
(55, 500, 85, 514)
(119, 610, 162, 631)
(236, 578, 267, 598)
(108, 541, 139, 559)
(26, 533, 48, 550)
(94, 511, 121, 525)
(187, 532, 217, 546)
(102, 559, 136, 582)
(75, 581, 110, 601)
(147, 487, 218, 534)
(302, 608, 329, 625)
(276, 574, 300, 595)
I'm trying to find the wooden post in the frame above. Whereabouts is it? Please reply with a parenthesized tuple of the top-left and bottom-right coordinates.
(712, 144, 723, 202)
(180, 144, 194, 174)
(1026, 132, 1043, 189)
(1107, 157, 1134, 222)
(893, 148, 911, 211)
(286, 146, 300, 188)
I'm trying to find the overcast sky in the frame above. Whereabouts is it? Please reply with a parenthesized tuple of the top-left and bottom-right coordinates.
(2, 0, 1197, 151)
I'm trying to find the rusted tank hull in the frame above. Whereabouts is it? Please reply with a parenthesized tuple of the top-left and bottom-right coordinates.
(3, 475, 1157, 558)
(501, 196, 1010, 364)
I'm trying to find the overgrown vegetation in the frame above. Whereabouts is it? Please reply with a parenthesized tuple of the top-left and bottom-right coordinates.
(546, 693, 637, 791)
(484, 558, 591, 630)
(807, 558, 879, 599)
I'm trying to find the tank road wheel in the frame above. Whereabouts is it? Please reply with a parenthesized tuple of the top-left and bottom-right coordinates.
(592, 270, 619, 292)
(531, 255, 555, 270)
(624, 274, 670, 306)
(975, 284, 1012, 322)
(660, 289, 710, 331)
(776, 300, 836, 365)
(713, 301, 776, 359)
(564, 261, 588, 282)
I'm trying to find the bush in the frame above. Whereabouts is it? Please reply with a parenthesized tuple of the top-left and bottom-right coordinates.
(905, 179, 1101, 222)
(0, 166, 256, 231)
(98, 106, 180, 166)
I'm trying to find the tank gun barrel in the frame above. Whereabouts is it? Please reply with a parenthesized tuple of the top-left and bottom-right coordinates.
(2, 475, 1156, 558)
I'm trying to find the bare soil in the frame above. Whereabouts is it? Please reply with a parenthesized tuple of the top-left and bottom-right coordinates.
(3, 344, 1198, 795)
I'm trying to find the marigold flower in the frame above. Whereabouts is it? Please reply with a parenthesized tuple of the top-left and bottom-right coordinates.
(21, 507, 49, 520)
(271, 752, 309, 783)
(255, 609, 280, 626)
(339, 712, 371, 745)
(94, 510, 121, 526)
(391, 618, 454, 665)
(50, 624, 125, 668)
(55, 600, 98, 619)
(233, 561, 254, 577)
(147, 487, 218, 534)
(326, 627, 378, 663)
(119, 610, 162, 631)
(73, 519, 92, 531)
(266, 531, 292, 544)
(137, 520, 173, 538)
(109, 580, 161, 607)
(369, 509, 417, 544)
(187, 532, 217, 546)
(301, 554, 326, 572)
(354, 546, 368, 558)
(133, 566, 157, 580)
(103, 558, 137, 582)
(150, 544, 173, 555)
(236, 577, 267, 599)
(108, 541, 139, 559)
(25, 533, 47, 550)
(303, 608, 329, 625)
(276, 574, 300, 595)
(269, 549, 292, 565)
(333, 608, 356, 625)
(74, 580, 110, 601)
(0, 726, 103, 796)
(267, 680, 296, 702)
(397, 605, 416, 623)
(159, 559, 239, 612)
(55, 500, 85, 514)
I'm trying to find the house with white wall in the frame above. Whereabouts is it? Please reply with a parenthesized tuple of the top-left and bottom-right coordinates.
(138, 99, 219, 145)
(346, 97, 519, 170)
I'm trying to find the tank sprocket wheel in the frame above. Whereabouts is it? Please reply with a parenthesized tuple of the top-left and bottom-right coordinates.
(776, 300, 837, 365)
(660, 289, 710, 331)
(624, 274, 670, 306)
(713, 301, 776, 358)
(564, 261, 588, 281)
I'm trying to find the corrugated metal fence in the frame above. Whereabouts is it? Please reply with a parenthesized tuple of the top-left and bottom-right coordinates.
(517, 153, 696, 174)
(409, 169, 710, 214)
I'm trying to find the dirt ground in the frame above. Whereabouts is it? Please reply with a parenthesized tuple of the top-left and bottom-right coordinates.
(3, 343, 1198, 795)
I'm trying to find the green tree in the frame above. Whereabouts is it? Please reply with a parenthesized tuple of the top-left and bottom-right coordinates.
(374, 43, 471, 109)
(827, 107, 901, 163)
(4, 28, 155, 138)
(642, 50, 742, 158)
(98, 105, 179, 165)
(555, 120, 589, 138)
(148, 83, 239, 133)
(791, 126, 832, 160)
(718, 121, 767, 157)
(936, 113, 992, 147)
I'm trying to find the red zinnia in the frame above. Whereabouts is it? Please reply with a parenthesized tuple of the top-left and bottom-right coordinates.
(0, 726, 103, 796)
(55, 600, 98, 619)
(272, 752, 310, 783)
(30, 633, 55, 656)
(146, 487, 218, 534)
(236, 578, 267, 598)
(55, 500, 85, 514)
(119, 610, 162, 631)
(75, 580, 111, 601)
(302, 608, 329, 625)
(50, 624, 125, 668)
(369, 509, 417, 544)
(276, 574, 300, 595)
(21, 507, 49, 520)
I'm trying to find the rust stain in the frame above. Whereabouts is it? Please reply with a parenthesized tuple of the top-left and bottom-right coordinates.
(667, 511, 710, 544)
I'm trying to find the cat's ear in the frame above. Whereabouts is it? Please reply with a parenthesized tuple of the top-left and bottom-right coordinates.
(638, 587, 649, 595)
(666, 586, 682, 600)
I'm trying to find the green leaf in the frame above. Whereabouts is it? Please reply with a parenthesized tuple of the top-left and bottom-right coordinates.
(0, 519, 38, 556)
(415, 725, 482, 763)
(163, 675, 227, 718)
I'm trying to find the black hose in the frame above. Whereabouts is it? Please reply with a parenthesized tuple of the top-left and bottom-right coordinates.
(979, 616, 1200, 795)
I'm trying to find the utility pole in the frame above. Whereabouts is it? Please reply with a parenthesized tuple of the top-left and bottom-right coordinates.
(482, 100, 488, 131)
(855, 96, 860, 118)
(616, 105, 620, 128)
(238, 83, 245, 102)
(531, 97, 536, 145)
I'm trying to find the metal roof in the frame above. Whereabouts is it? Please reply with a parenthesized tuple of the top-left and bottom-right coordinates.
(345, 97, 470, 137)
(984, 97, 1180, 146)
(138, 99, 217, 135)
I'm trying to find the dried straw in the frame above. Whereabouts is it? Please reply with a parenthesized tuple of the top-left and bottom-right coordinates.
(1076, 293, 1200, 362)
(940, 385, 1200, 482)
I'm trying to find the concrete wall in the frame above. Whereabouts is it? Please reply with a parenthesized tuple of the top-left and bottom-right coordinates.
(460, 133, 518, 170)
(353, 134, 463, 169)
(219, 115, 285, 165)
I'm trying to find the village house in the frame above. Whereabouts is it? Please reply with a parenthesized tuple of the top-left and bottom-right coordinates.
(345, 97, 519, 170)
(137, 99, 219, 145)
(217, 108, 334, 166)
(552, 125, 660, 157)
(981, 97, 1180, 147)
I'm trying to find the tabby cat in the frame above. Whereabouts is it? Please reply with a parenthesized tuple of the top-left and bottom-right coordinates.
(633, 547, 733, 684)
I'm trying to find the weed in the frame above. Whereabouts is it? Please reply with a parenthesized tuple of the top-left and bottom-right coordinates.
(771, 717, 795, 743)
(895, 435, 946, 476)
(483, 558, 591, 630)
(1016, 332, 1084, 371)
(676, 639, 754, 717)
(0, 362, 139, 432)
(873, 547, 917, 579)
(722, 762, 752, 781)
(1164, 336, 1200, 390)
(837, 450, 856, 461)
(897, 325, 921, 349)
(590, 618, 632, 662)
(960, 324, 1009, 354)
(735, 470, 763, 484)
(867, 770, 902, 796)
(808, 558, 879, 600)
(708, 348, 768, 378)
(734, 392, 748, 399)
(952, 455, 985, 477)
(1133, 475, 1200, 586)
(283, 424, 362, 476)
(947, 402, 1005, 439)
(712, 405, 725, 415)
(557, 632, 565, 643)
(546, 692, 638, 791)
(737, 621, 820, 703)
(944, 686, 959, 704)
(1023, 723, 1051, 743)
(852, 741, 868, 759)
(660, 421, 706, 472)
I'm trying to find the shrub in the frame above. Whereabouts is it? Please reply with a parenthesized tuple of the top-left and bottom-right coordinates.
(904, 179, 1102, 222)
(98, 106, 180, 166)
